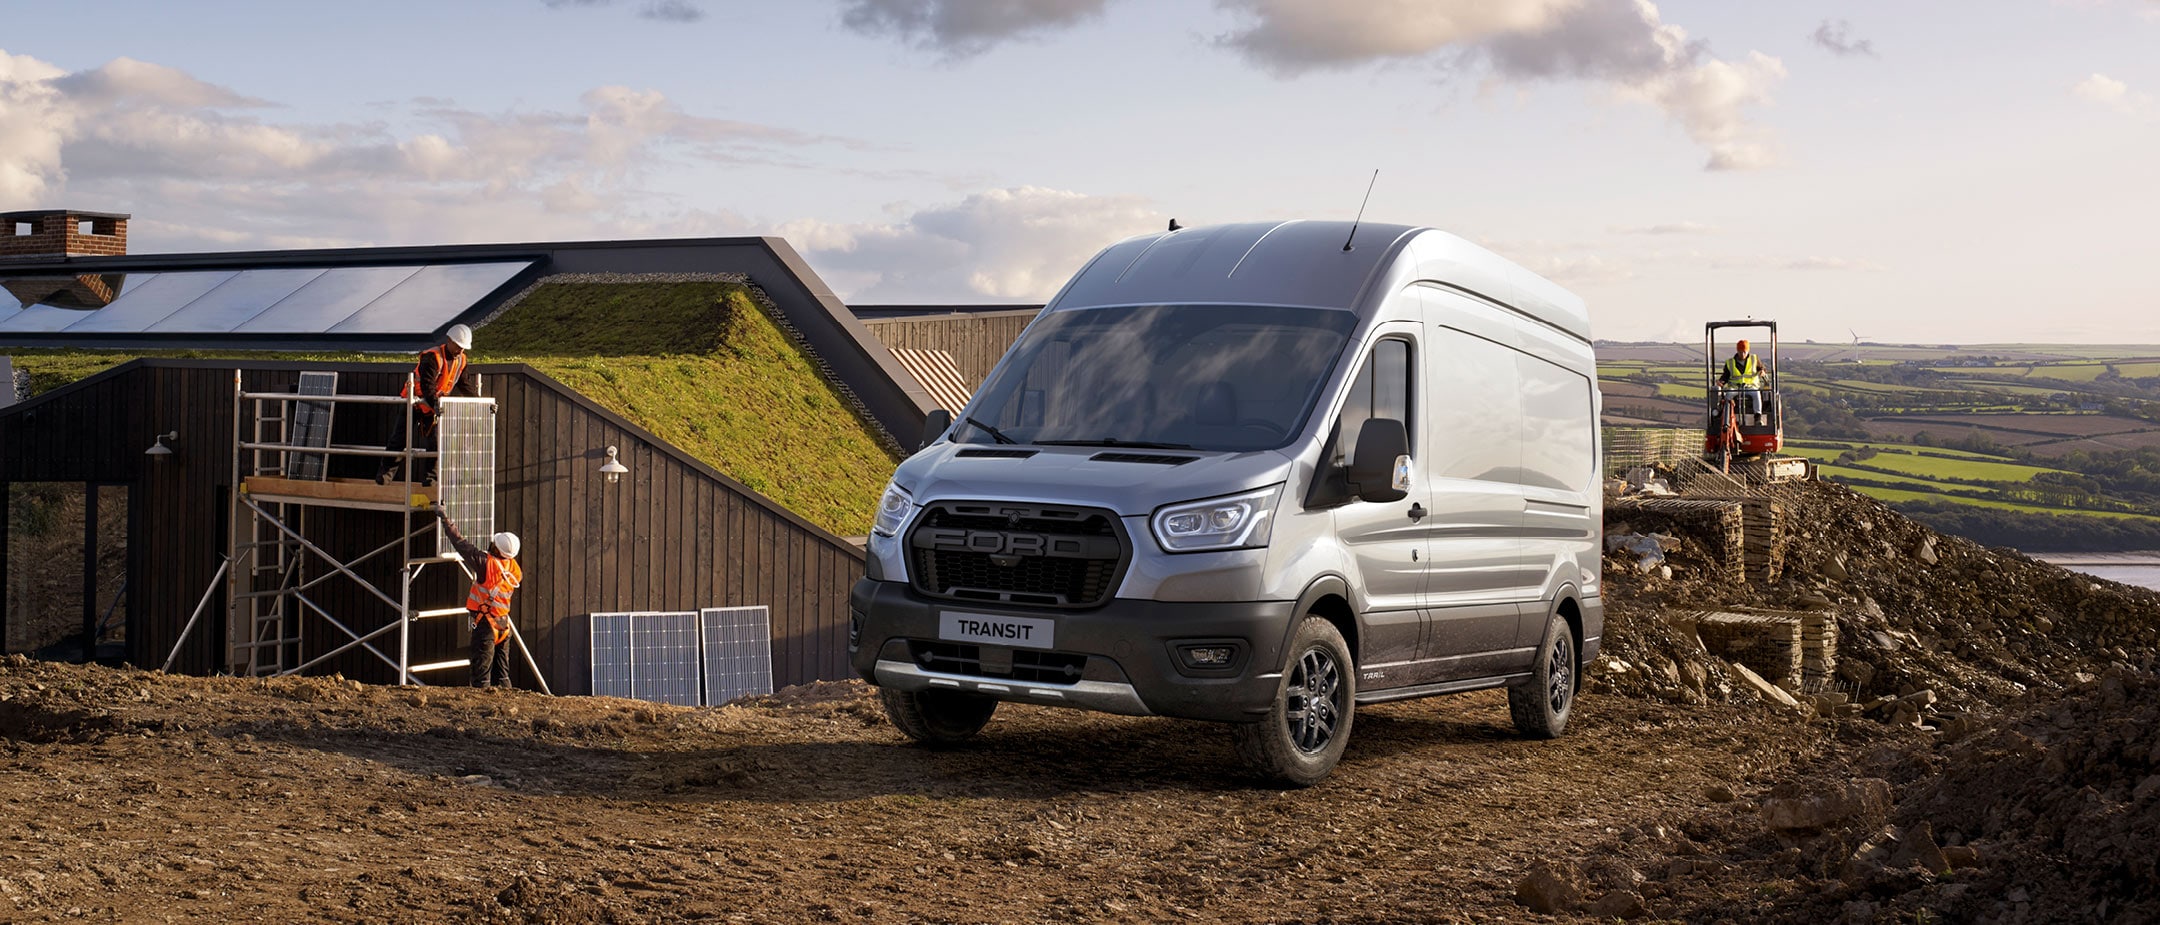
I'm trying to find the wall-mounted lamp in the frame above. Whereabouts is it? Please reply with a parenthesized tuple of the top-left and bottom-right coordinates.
(600, 445, 628, 484)
(145, 430, 178, 459)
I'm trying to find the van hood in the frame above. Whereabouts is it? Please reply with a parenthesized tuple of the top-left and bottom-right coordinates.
(892, 444, 1297, 517)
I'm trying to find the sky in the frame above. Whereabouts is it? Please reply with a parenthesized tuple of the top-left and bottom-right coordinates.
(2, 0, 2156, 343)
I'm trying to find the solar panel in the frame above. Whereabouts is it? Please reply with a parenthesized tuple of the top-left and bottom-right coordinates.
(327, 263, 530, 335)
(60, 270, 237, 332)
(435, 397, 495, 558)
(700, 606, 774, 706)
(0, 305, 95, 332)
(229, 265, 423, 334)
(590, 612, 636, 699)
(0, 261, 536, 340)
(284, 371, 338, 480)
(145, 267, 326, 333)
(631, 612, 705, 706)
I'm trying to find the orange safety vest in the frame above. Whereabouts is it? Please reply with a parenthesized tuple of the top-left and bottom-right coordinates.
(400, 345, 467, 414)
(466, 554, 522, 643)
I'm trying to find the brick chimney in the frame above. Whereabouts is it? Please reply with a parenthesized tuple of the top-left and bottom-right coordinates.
(0, 209, 131, 261)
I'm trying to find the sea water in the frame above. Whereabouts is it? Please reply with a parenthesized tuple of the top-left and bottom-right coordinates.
(2035, 552, 2160, 592)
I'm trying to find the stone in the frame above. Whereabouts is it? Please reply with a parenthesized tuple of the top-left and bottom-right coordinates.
(1942, 845, 1982, 870)
(1900, 689, 1938, 708)
(1823, 554, 1850, 582)
(1761, 778, 1894, 833)
(1916, 537, 1938, 565)
(1706, 784, 1738, 803)
(2133, 775, 2160, 802)
(1838, 660, 1876, 687)
(1728, 661, 1803, 709)
(1514, 861, 1582, 914)
(1588, 889, 1649, 920)
(1890, 821, 1951, 875)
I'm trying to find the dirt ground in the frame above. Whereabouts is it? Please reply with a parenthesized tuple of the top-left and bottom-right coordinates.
(0, 656, 1824, 924)
(7, 477, 2159, 924)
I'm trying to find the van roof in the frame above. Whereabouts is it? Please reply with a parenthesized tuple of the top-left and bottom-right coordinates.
(1052, 220, 1590, 343)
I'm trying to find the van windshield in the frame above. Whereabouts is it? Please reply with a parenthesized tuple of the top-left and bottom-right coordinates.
(957, 304, 1359, 453)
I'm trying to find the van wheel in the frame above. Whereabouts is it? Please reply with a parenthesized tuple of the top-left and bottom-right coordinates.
(881, 688, 998, 745)
(1232, 616, 1355, 787)
(1508, 612, 1577, 739)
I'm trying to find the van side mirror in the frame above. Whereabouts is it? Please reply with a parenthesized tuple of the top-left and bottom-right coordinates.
(918, 409, 954, 451)
(1347, 418, 1410, 503)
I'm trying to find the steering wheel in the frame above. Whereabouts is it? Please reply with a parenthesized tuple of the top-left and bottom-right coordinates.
(1236, 418, 1287, 438)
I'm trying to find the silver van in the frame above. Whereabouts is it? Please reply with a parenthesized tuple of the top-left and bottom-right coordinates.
(851, 220, 1603, 785)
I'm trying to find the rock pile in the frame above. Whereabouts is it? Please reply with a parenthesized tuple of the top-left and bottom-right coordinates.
(1595, 476, 2160, 725)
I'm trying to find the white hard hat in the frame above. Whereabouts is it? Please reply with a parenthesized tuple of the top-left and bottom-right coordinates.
(491, 531, 520, 558)
(446, 324, 474, 350)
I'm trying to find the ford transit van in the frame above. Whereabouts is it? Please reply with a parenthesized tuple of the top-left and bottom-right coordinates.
(851, 220, 1603, 785)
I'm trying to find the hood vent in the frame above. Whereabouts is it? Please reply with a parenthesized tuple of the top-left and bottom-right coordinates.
(1090, 452, 1196, 466)
(956, 448, 1039, 459)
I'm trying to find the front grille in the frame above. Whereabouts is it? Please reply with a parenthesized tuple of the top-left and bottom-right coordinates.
(907, 502, 1128, 609)
(909, 641, 1088, 685)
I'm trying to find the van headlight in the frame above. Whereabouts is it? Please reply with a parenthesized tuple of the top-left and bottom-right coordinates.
(1151, 484, 1283, 552)
(872, 481, 914, 537)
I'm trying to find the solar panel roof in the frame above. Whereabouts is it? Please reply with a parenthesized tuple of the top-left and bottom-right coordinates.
(0, 261, 533, 339)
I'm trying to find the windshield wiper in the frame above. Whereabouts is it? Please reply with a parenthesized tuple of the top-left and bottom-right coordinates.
(963, 415, 1018, 445)
(1035, 437, 1197, 450)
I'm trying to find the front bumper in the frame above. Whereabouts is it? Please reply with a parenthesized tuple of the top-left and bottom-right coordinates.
(850, 579, 1298, 723)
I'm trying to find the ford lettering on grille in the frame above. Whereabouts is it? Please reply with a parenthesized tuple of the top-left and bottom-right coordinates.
(913, 528, 1118, 560)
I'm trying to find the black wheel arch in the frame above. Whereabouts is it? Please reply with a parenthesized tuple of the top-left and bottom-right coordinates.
(1282, 574, 1358, 668)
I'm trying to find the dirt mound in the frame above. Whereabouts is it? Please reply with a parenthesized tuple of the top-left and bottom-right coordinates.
(1596, 476, 2160, 719)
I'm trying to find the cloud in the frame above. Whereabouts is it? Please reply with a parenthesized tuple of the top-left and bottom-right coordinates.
(1210, 0, 1578, 73)
(1216, 0, 1785, 171)
(2073, 72, 2155, 117)
(0, 50, 70, 202)
(1611, 220, 1717, 235)
(1808, 19, 1876, 58)
(782, 186, 1160, 300)
(543, 0, 707, 23)
(838, 0, 1112, 57)
(0, 49, 869, 249)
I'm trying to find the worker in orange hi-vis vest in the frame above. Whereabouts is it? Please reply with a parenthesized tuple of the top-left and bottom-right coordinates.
(435, 506, 522, 688)
(378, 324, 476, 486)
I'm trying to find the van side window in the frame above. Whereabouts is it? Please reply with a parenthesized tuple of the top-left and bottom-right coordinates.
(1309, 338, 1414, 507)
(1339, 338, 1413, 468)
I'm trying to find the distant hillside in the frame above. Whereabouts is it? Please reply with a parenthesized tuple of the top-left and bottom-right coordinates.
(1598, 341, 2160, 550)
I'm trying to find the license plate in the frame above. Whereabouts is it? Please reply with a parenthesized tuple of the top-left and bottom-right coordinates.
(939, 612, 1055, 650)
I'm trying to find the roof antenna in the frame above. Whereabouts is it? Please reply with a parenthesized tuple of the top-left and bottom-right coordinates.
(1343, 169, 1378, 252)
(1167, 218, 1183, 232)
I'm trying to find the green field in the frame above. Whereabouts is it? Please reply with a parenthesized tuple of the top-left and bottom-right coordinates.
(1813, 463, 1963, 491)
(1844, 485, 2160, 520)
(1783, 444, 2062, 483)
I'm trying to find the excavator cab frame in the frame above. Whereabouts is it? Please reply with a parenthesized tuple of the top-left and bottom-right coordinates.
(1703, 319, 1783, 470)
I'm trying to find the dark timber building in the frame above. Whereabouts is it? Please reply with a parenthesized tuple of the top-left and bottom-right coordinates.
(0, 216, 936, 696)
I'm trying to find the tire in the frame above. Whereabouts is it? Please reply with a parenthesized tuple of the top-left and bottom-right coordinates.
(1509, 612, 1578, 739)
(1232, 616, 1356, 787)
(880, 687, 998, 746)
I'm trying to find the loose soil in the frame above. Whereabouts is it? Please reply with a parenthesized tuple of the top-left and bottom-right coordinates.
(4, 478, 2158, 924)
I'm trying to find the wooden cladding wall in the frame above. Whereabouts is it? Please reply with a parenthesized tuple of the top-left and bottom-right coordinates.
(0, 361, 864, 694)
(860, 310, 1038, 386)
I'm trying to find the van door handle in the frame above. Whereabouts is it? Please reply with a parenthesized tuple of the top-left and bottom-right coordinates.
(1407, 503, 1427, 522)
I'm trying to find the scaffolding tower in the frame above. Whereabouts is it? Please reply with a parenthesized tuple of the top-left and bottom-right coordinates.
(185, 368, 549, 690)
